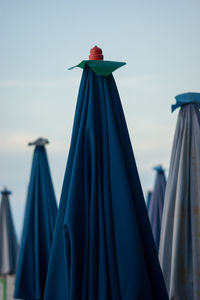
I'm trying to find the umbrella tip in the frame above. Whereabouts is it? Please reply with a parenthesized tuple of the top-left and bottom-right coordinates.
(89, 46, 104, 60)
(153, 165, 165, 173)
(28, 137, 49, 147)
(1, 187, 12, 195)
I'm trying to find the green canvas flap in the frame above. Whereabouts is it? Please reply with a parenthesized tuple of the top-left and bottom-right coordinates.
(69, 60, 126, 76)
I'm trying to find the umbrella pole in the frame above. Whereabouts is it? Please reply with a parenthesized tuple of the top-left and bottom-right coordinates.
(1, 277, 7, 300)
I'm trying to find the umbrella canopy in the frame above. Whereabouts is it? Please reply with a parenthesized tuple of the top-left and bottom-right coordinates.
(148, 165, 166, 251)
(14, 138, 57, 300)
(44, 47, 168, 300)
(159, 92, 200, 299)
(0, 188, 18, 275)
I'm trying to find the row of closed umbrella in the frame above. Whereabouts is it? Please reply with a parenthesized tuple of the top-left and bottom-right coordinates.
(1, 46, 199, 300)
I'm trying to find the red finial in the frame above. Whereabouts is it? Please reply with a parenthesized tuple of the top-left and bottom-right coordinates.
(89, 46, 104, 60)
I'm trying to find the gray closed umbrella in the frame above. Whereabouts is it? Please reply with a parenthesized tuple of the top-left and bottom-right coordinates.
(159, 92, 200, 300)
(0, 188, 18, 275)
(0, 187, 18, 300)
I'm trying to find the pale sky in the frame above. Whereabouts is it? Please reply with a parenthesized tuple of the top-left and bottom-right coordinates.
(1, 0, 200, 237)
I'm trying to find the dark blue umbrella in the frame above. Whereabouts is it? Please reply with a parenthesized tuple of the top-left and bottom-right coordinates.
(146, 190, 152, 210)
(148, 165, 166, 251)
(0, 187, 18, 300)
(159, 93, 200, 299)
(44, 47, 168, 300)
(14, 138, 57, 300)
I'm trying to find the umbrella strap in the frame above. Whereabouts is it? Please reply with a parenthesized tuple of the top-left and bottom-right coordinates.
(0, 277, 7, 300)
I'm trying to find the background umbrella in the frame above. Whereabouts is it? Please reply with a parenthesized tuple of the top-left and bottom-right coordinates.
(146, 190, 152, 210)
(44, 46, 168, 300)
(0, 187, 18, 300)
(159, 92, 200, 299)
(148, 165, 166, 251)
(14, 138, 57, 300)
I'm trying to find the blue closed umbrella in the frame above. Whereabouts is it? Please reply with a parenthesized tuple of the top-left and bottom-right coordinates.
(146, 190, 152, 210)
(14, 138, 57, 300)
(0, 187, 18, 300)
(44, 47, 168, 300)
(148, 165, 166, 251)
(159, 93, 200, 299)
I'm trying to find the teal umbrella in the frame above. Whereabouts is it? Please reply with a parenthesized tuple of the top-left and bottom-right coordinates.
(146, 190, 152, 210)
(14, 138, 57, 300)
(44, 47, 168, 300)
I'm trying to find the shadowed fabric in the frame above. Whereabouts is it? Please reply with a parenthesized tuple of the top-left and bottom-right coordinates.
(44, 66, 168, 300)
(148, 167, 166, 251)
(159, 104, 200, 300)
(0, 190, 18, 275)
(14, 145, 57, 300)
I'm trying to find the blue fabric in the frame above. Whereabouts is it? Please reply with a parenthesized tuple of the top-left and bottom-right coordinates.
(146, 190, 152, 211)
(171, 92, 200, 112)
(153, 165, 165, 173)
(148, 166, 166, 251)
(44, 66, 168, 300)
(14, 145, 57, 300)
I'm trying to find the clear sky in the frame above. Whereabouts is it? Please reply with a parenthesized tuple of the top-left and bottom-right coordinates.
(1, 0, 200, 237)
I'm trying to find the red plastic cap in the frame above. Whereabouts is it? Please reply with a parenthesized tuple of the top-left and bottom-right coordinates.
(89, 46, 104, 60)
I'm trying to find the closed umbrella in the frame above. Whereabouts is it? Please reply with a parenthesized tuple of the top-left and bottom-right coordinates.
(159, 92, 200, 299)
(146, 190, 152, 210)
(14, 138, 57, 300)
(148, 165, 166, 251)
(44, 46, 168, 300)
(0, 187, 18, 300)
